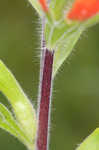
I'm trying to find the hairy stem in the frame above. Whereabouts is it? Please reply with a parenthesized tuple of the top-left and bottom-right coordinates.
(36, 47, 54, 150)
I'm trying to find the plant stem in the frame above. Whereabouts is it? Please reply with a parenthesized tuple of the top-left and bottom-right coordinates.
(36, 46, 54, 150)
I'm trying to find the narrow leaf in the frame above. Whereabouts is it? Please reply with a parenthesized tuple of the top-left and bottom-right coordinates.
(53, 25, 83, 77)
(28, 0, 42, 16)
(0, 60, 37, 142)
(45, 12, 99, 77)
(77, 128, 99, 150)
(49, 0, 69, 20)
(0, 115, 19, 138)
(0, 103, 31, 145)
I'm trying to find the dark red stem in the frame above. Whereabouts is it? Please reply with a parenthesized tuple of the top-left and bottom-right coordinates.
(36, 48, 54, 150)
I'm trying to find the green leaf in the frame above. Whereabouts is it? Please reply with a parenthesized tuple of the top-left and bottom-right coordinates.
(49, 0, 67, 20)
(77, 128, 99, 150)
(82, 14, 99, 28)
(49, 0, 73, 20)
(28, 0, 42, 16)
(0, 103, 30, 144)
(0, 116, 19, 138)
(0, 103, 35, 150)
(0, 60, 37, 144)
(45, 12, 99, 78)
(53, 25, 83, 77)
(45, 20, 84, 77)
(0, 107, 20, 138)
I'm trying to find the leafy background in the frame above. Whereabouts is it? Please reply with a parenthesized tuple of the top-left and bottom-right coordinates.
(0, 0, 99, 150)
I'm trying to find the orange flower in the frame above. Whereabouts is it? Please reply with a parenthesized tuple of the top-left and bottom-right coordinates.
(39, 0, 48, 12)
(67, 0, 99, 21)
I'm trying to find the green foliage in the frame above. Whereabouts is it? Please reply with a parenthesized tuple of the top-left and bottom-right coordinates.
(0, 60, 37, 150)
(49, 0, 68, 20)
(77, 129, 99, 150)
(28, 0, 99, 78)
(44, 14, 99, 77)
(28, 0, 42, 16)
(0, 0, 98, 150)
(52, 24, 83, 77)
(0, 103, 29, 144)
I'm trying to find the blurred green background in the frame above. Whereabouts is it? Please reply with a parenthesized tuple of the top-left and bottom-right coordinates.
(0, 0, 99, 150)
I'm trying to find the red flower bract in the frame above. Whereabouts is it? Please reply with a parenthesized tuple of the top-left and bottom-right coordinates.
(67, 0, 99, 21)
(39, 0, 48, 12)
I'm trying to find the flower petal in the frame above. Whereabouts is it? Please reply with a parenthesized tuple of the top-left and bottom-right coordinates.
(39, 0, 48, 12)
(67, 0, 99, 21)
